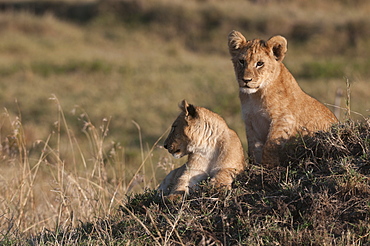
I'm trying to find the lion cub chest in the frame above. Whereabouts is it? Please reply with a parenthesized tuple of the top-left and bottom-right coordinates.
(240, 92, 271, 142)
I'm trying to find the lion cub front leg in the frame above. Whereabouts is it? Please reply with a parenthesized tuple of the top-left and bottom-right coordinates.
(262, 116, 296, 168)
(209, 168, 238, 189)
(261, 140, 280, 168)
(167, 164, 208, 199)
(158, 165, 186, 196)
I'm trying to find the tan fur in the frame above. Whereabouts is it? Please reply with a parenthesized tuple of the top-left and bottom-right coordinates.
(158, 100, 245, 197)
(228, 30, 338, 167)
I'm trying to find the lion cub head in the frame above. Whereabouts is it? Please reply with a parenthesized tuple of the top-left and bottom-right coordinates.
(164, 100, 198, 159)
(228, 30, 287, 94)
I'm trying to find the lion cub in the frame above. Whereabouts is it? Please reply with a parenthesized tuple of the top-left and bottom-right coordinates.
(158, 100, 245, 197)
(228, 30, 338, 167)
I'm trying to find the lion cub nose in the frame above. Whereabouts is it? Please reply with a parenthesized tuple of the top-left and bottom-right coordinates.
(242, 78, 252, 83)
(241, 78, 252, 87)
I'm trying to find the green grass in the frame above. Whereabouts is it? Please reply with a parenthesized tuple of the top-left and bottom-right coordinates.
(0, 0, 369, 244)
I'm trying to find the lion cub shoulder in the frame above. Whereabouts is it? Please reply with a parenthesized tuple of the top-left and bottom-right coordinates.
(158, 100, 245, 197)
(228, 30, 338, 167)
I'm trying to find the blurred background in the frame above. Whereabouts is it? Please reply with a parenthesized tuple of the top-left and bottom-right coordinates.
(0, 0, 369, 153)
(0, 0, 369, 235)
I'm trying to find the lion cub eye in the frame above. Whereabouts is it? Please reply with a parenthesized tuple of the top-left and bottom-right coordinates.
(238, 59, 245, 67)
(256, 61, 264, 68)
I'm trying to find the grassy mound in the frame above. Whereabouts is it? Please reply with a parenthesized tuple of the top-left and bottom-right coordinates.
(27, 120, 369, 245)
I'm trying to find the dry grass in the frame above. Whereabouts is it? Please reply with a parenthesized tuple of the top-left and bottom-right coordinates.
(0, 96, 172, 241)
(19, 119, 368, 245)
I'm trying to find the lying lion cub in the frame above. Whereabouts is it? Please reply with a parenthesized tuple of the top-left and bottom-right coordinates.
(228, 30, 338, 167)
(158, 100, 245, 197)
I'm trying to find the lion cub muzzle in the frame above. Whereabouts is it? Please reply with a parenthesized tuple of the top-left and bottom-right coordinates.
(164, 126, 190, 159)
(164, 139, 184, 159)
(241, 78, 252, 87)
(239, 78, 261, 94)
(240, 78, 259, 89)
(238, 68, 261, 93)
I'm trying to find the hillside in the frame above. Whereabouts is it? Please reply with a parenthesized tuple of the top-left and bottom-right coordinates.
(16, 120, 370, 245)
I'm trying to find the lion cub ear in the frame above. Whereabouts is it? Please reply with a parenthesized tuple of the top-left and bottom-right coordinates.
(267, 35, 287, 62)
(180, 100, 197, 118)
(228, 30, 247, 56)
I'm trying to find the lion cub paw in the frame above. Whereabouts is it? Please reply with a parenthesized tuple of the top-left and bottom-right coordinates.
(209, 177, 232, 190)
(165, 190, 185, 202)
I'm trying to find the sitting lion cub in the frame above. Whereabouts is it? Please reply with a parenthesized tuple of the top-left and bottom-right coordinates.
(158, 100, 245, 197)
(228, 30, 338, 167)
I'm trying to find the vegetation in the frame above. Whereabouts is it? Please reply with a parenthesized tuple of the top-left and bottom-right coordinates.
(0, 0, 369, 245)
(7, 119, 370, 245)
